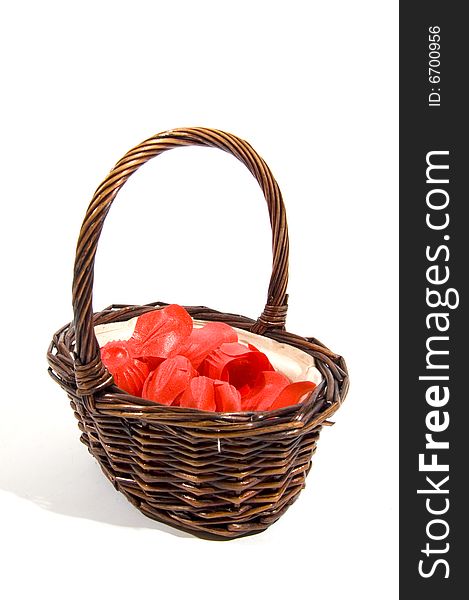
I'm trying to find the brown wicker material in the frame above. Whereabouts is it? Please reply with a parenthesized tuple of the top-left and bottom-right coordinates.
(47, 128, 349, 539)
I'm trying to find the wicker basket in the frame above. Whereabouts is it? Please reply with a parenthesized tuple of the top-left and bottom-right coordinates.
(47, 127, 349, 539)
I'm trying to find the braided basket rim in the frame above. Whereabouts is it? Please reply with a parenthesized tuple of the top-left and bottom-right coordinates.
(48, 302, 349, 432)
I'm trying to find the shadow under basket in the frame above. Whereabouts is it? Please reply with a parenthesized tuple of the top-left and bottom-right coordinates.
(47, 128, 349, 540)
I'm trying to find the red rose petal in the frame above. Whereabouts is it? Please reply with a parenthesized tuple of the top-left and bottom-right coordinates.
(214, 380, 242, 412)
(142, 355, 197, 405)
(269, 381, 317, 410)
(200, 342, 273, 391)
(237, 383, 252, 398)
(140, 356, 165, 371)
(101, 340, 150, 396)
(178, 376, 217, 411)
(129, 304, 193, 360)
(242, 371, 291, 411)
(175, 322, 238, 368)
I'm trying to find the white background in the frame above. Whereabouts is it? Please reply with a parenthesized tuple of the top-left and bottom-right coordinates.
(1, 2, 398, 599)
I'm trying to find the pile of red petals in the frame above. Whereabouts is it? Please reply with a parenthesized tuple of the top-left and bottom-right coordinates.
(100, 304, 316, 412)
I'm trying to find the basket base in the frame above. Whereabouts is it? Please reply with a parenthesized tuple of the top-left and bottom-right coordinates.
(80, 419, 312, 540)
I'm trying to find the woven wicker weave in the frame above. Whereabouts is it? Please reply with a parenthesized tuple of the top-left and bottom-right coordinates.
(47, 128, 349, 539)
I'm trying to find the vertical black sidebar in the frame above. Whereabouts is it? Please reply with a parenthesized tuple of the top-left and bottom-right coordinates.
(400, 3, 466, 596)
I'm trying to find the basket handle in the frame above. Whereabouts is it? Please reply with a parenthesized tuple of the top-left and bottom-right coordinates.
(72, 127, 289, 395)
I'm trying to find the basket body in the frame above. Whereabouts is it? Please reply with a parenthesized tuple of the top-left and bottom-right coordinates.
(48, 303, 347, 538)
(47, 128, 349, 539)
